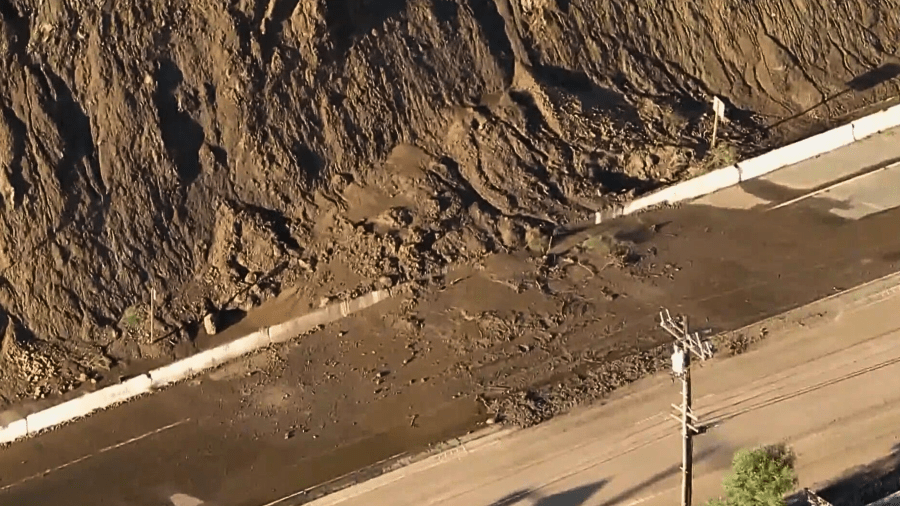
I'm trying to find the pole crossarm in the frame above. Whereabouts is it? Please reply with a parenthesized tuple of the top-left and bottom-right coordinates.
(671, 404, 699, 421)
(659, 309, 714, 360)
(668, 413, 702, 434)
(669, 404, 705, 435)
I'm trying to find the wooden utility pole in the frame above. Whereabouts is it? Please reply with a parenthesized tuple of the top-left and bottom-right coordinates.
(661, 310, 714, 506)
(681, 352, 693, 506)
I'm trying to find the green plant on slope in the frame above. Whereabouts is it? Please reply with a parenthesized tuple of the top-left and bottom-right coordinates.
(120, 305, 144, 329)
(704, 143, 737, 171)
(708, 444, 798, 506)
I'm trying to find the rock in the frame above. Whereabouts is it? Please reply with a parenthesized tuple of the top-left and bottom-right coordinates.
(240, 298, 256, 312)
(378, 275, 394, 288)
(263, 285, 279, 299)
(203, 312, 218, 335)
(51, 243, 66, 269)
(152, 317, 172, 335)
(244, 272, 258, 284)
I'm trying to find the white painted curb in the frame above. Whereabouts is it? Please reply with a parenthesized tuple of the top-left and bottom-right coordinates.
(624, 165, 740, 215)
(595, 103, 900, 224)
(0, 289, 394, 444)
(148, 329, 271, 389)
(25, 374, 152, 434)
(852, 105, 900, 140)
(0, 418, 27, 444)
(737, 124, 855, 180)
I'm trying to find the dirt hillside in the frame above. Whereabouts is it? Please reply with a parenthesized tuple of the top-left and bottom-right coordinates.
(0, 0, 898, 405)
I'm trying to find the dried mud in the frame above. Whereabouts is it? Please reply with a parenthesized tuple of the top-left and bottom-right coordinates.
(0, 0, 899, 406)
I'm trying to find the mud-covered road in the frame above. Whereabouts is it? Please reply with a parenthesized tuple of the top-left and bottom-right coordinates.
(3, 128, 900, 505)
(1, 0, 899, 409)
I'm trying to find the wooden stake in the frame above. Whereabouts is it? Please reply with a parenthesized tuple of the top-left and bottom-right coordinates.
(149, 288, 156, 343)
(711, 113, 719, 150)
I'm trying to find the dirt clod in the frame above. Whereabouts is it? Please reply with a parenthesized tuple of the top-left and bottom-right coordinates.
(203, 314, 218, 336)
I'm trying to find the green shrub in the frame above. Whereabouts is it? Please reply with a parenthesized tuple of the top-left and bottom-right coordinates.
(708, 445, 798, 506)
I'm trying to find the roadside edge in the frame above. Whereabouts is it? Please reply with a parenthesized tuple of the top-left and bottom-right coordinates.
(595, 103, 900, 223)
(0, 288, 394, 445)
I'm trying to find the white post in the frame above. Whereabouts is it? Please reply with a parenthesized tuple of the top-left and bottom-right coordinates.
(149, 288, 156, 343)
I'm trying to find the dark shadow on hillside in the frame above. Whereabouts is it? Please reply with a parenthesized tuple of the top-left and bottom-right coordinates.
(321, 0, 406, 63)
(767, 63, 900, 133)
(154, 58, 205, 186)
(790, 446, 900, 506)
(260, 0, 301, 61)
(535, 63, 644, 131)
(149, 260, 289, 345)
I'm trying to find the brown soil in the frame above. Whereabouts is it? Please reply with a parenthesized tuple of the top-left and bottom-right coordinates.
(0, 0, 899, 406)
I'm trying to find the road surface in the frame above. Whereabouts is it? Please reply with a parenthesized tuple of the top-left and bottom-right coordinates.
(1, 127, 900, 506)
(304, 272, 900, 506)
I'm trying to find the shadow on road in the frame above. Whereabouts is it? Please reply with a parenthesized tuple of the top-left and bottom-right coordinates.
(792, 445, 900, 506)
(487, 445, 725, 506)
(488, 481, 608, 506)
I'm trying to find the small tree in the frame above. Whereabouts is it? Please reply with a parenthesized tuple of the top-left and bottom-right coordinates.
(709, 444, 798, 506)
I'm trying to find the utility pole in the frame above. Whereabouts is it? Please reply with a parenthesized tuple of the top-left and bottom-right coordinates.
(660, 309, 714, 506)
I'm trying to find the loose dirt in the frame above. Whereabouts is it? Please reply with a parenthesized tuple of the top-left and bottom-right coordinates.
(0, 0, 898, 409)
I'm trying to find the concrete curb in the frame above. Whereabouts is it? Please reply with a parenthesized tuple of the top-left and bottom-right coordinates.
(0, 289, 394, 444)
(0, 417, 27, 443)
(148, 329, 271, 389)
(595, 103, 900, 224)
(25, 374, 153, 434)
